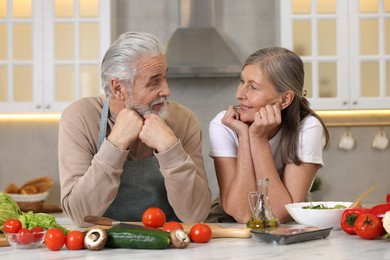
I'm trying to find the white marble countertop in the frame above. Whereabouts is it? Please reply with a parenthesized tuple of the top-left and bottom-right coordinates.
(1, 214, 390, 260)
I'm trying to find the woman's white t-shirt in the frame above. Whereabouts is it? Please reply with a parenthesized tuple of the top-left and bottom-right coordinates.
(209, 111, 325, 176)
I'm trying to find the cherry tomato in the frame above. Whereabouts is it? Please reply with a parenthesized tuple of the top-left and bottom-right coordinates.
(354, 213, 382, 240)
(45, 227, 66, 251)
(142, 207, 166, 228)
(162, 221, 184, 232)
(65, 230, 85, 250)
(189, 223, 212, 243)
(3, 218, 22, 233)
(17, 228, 34, 245)
(31, 226, 45, 242)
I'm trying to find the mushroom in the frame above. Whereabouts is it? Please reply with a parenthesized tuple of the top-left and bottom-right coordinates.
(169, 229, 190, 249)
(84, 227, 108, 251)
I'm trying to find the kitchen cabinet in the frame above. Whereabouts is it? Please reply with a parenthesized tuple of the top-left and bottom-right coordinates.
(0, 0, 110, 113)
(279, 0, 390, 110)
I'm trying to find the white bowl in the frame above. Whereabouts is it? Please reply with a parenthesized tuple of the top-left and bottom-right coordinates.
(285, 201, 352, 230)
(8, 192, 49, 202)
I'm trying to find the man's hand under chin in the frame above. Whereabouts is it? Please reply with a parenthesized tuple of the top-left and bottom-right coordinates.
(139, 113, 178, 152)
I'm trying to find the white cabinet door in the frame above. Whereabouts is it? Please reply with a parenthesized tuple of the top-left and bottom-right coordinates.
(0, 0, 110, 113)
(279, 0, 390, 110)
(0, 0, 42, 112)
(348, 0, 390, 109)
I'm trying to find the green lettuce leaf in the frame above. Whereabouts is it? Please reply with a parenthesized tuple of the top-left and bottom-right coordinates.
(18, 211, 69, 235)
(0, 192, 22, 232)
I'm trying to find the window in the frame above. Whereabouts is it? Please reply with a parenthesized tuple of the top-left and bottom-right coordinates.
(0, 0, 110, 112)
(279, 0, 390, 109)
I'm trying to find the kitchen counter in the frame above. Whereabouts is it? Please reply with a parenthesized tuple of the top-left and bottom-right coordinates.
(1, 214, 389, 260)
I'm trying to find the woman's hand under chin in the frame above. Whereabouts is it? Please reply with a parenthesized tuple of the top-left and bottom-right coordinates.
(249, 103, 282, 139)
(222, 105, 249, 136)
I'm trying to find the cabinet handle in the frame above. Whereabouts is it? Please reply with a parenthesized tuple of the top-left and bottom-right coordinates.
(45, 104, 51, 110)
(36, 104, 41, 109)
(352, 101, 358, 105)
(343, 101, 348, 105)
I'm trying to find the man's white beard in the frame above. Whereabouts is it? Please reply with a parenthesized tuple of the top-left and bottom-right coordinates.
(125, 96, 168, 119)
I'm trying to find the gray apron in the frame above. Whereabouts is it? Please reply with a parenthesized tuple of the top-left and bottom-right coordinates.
(98, 97, 179, 222)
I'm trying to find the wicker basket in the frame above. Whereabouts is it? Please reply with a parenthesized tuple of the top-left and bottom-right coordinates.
(15, 200, 45, 212)
(8, 192, 49, 212)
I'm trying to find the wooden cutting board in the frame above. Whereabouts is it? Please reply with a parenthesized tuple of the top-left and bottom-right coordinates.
(172, 223, 251, 238)
(83, 216, 252, 238)
(0, 234, 9, 247)
(99, 222, 252, 239)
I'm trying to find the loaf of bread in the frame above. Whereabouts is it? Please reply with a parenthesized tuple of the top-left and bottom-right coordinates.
(5, 176, 53, 194)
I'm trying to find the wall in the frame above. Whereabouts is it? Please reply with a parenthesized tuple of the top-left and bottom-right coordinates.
(0, 121, 60, 205)
(315, 127, 390, 204)
(1, 0, 389, 208)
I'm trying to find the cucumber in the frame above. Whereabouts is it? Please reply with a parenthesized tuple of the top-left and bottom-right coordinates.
(105, 227, 171, 249)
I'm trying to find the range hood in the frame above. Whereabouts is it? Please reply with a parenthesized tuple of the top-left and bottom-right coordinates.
(165, 0, 242, 78)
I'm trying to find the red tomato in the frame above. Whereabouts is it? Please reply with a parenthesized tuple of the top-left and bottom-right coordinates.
(45, 227, 66, 251)
(162, 221, 184, 232)
(3, 218, 22, 233)
(65, 230, 85, 250)
(189, 224, 212, 243)
(17, 228, 34, 245)
(142, 207, 166, 228)
(354, 213, 382, 240)
(387, 193, 390, 203)
(31, 226, 45, 242)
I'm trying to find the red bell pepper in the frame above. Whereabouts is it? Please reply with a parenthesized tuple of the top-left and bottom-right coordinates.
(386, 193, 390, 203)
(369, 202, 390, 218)
(369, 202, 390, 236)
(341, 208, 369, 235)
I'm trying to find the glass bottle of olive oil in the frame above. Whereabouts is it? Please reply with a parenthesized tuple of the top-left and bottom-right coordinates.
(247, 178, 280, 229)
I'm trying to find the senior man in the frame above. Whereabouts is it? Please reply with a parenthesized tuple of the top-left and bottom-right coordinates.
(58, 32, 211, 227)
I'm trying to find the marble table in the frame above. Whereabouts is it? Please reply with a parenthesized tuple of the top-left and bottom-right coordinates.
(0, 214, 389, 260)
